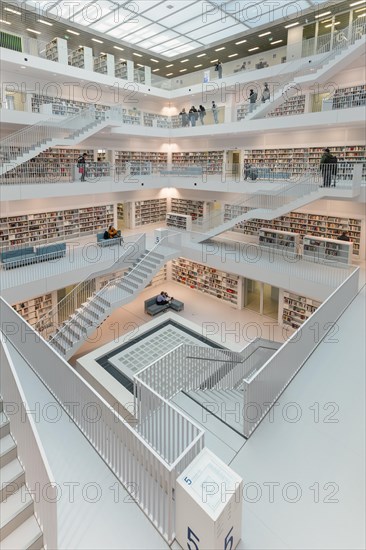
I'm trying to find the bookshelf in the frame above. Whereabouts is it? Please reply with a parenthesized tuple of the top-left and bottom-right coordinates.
(172, 151, 224, 174)
(170, 198, 206, 221)
(332, 85, 366, 110)
(94, 53, 114, 76)
(124, 199, 167, 228)
(68, 46, 93, 70)
(225, 207, 363, 257)
(31, 95, 110, 119)
(117, 203, 124, 224)
(302, 235, 353, 264)
(166, 213, 192, 231)
(146, 265, 167, 288)
(45, 38, 68, 64)
(115, 60, 127, 79)
(171, 258, 241, 308)
(115, 151, 168, 173)
(143, 113, 171, 128)
(0, 205, 114, 250)
(282, 291, 321, 330)
(243, 145, 366, 179)
(266, 95, 306, 117)
(259, 228, 300, 252)
(12, 292, 56, 329)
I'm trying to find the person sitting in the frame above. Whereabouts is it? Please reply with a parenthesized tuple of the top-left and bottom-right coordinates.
(338, 231, 351, 242)
(108, 225, 120, 239)
(156, 291, 174, 305)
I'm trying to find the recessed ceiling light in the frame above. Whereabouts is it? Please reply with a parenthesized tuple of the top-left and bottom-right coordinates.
(0, 19, 11, 25)
(285, 22, 299, 28)
(315, 11, 331, 18)
(211, 59, 218, 63)
(114, 46, 124, 51)
(38, 19, 53, 26)
(67, 29, 80, 35)
(92, 38, 103, 43)
(133, 52, 143, 57)
(166, 64, 173, 67)
(5, 7, 21, 15)
(166, 72, 173, 76)
(137, 63, 144, 67)
(271, 40, 283, 45)
(180, 68, 187, 72)
(197, 53, 206, 57)
(350, 0, 366, 6)
(324, 22, 340, 27)
(358, 12, 366, 16)
(248, 47, 259, 51)
(355, 6, 366, 11)
(20, 66, 26, 69)
(150, 58, 159, 63)
(152, 68, 160, 72)
(215, 47, 225, 51)
(119, 58, 126, 61)
(228, 53, 238, 57)
(194, 64, 202, 68)
(235, 39, 247, 45)
(180, 58, 189, 63)
(258, 32, 271, 37)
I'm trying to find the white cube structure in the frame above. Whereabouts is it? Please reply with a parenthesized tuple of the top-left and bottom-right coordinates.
(175, 448, 243, 550)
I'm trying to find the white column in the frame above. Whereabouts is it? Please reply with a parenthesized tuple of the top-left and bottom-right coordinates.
(83, 47, 93, 71)
(106, 54, 115, 77)
(127, 60, 134, 83)
(286, 26, 304, 60)
(144, 65, 152, 86)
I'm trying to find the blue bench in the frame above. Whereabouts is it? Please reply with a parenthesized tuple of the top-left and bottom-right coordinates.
(1, 243, 66, 270)
(144, 296, 184, 316)
(97, 232, 123, 246)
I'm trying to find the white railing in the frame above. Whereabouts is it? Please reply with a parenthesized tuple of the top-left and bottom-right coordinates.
(0, 339, 58, 550)
(0, 298, 204, 543)
(241, 267, 360, 437)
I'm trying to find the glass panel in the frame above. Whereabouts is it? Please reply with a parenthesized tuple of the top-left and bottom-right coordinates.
(263, 284, 279, 320)
(244, 278, 261, 313)
(303, 23, 316, 40)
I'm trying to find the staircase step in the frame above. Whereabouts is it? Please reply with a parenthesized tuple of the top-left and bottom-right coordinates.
(1, 515, 43, 550)
(0, 485, 34, 542)
(0, 412, 10, 439)
(0, 459, 25, 502)
(125, 274, 145, 285)
(114, 284, 134, 294)
(0, 435, 17, 468)
(149, 251, 165, 260)
(94, 295, 111, 308)
(188, 390, 244, 435)
(120, 278, 139, 289)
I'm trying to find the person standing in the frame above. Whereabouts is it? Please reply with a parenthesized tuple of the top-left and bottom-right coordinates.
(77, 152, 87, 181)
(189, 106, 198, 127)
(248, 89, 258, 113)
(198, 105, 206, 125)
(261, 83, 270, 103)
(215, 60, 223, 79)
(212, 101, 219, 124)
(179, 108, 189, 127)
(320, 147, 335, 187)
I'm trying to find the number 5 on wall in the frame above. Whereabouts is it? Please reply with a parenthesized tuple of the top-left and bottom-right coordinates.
(187, 526, 200, 550)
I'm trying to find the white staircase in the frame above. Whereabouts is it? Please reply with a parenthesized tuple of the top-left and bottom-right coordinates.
(0, 399, 43, 550)
(0, 109, 114, 176)
(50, 243, 179, 360)
(243, 21, 366, 122)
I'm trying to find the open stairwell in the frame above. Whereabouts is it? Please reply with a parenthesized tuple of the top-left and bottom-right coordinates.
(50, 242, 179, 360)
(0, 399, 43, 550)
(243, 22, 366, 122)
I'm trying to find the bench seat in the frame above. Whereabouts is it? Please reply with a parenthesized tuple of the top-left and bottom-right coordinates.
(144, 296, 184, 316)
(1, 243, 66, 270)
(97, 233, 123, 246)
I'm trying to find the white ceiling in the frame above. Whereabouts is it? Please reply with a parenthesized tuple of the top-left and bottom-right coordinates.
(24, 0, 333, 58)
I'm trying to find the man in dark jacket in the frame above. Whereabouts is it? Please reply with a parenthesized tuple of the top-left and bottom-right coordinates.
(320, 148, 333, 187)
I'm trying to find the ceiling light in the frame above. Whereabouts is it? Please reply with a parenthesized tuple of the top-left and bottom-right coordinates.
(271, 39, 283, 44)
(67, 29, 80, 35)
(315, 11, 331, 18)
(350, 0, 366, 6)
(27, 28, 41, 34)
(358, 12, 366, 16)
(5, 7, 21, 15)
(166, 64, 174, 67)
(215, 47, 226, 51)
(355, 6, 366, 11)
(180, 69, 187, 72)
(197, 53, 206, 57)
(119, 58, 126, 61)
(166, 72, 173, 76)
(258, 32, 271, 37)
(228, 53, 238, 57)
(152, 68, 160, 72)
(285, 22, 299, 28)
(210, 59, 218, 63)
(150, 58, 159, 63)
(194, 64, 202, 68)
(180, 58, 189, 63)
(248, 47, 259, 51)
(113, 46, 124, 51)
(235, 39, 247, 44)
(92, 38, 103, 43)
(0, 19, 11, 25)
(133, 52, 143, 57)
(20, 66, 26, 69)
(38, 19, 53, 26)
(137, 63, 144, 67)
(324, 22, 341, 27)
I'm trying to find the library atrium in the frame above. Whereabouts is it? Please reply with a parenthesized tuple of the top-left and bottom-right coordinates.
(0, 0, 365, 548)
